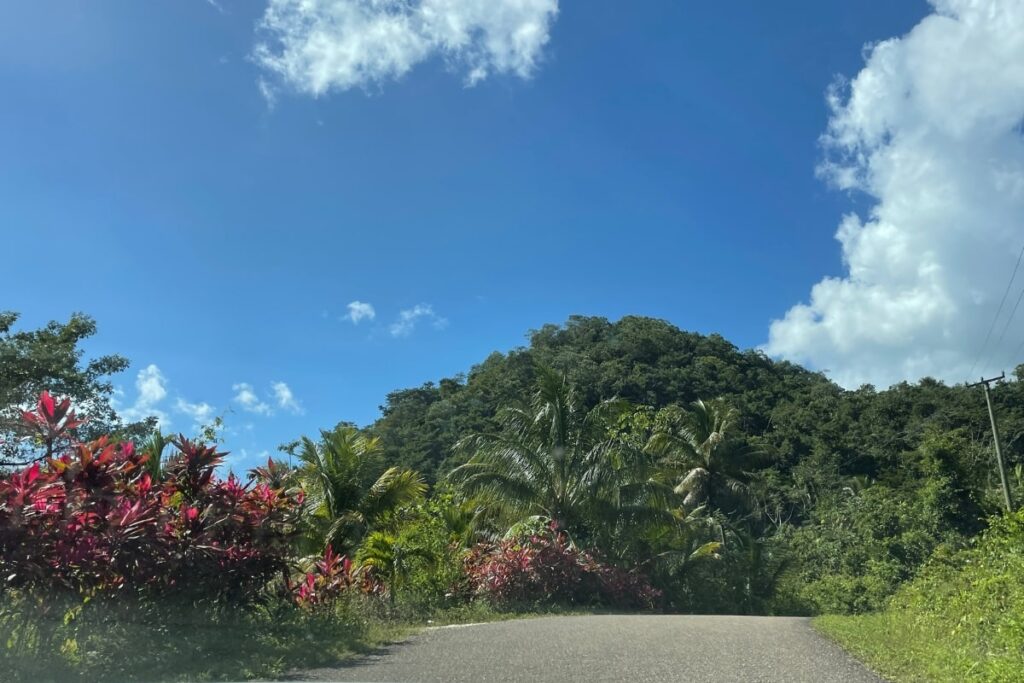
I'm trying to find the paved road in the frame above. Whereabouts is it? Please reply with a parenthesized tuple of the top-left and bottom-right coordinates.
(292, 615, 883, 682)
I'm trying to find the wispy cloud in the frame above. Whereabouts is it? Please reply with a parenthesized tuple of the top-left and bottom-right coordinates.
(174, 398, 215, 431)
(765, 0, 1024, 388)
(253, 0, 560, 98)
(272, 381, 304, 414)
(390, 303, 447, 337)
(346, 300, 376, 324)
(118, 364, 170, 427)
(233, 382, 273, 416)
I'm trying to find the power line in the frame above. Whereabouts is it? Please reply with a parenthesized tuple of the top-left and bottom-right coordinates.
(1011, 334, 1024, 370)
(993, 281, 1024, 361)
(968, 241, 1024, 378)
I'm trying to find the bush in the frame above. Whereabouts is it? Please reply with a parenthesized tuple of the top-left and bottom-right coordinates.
(0, 392, 302, 605)
(818, 509, 1024, 682)
(384, 501, 470, 614)
(0, 589, 393, 682)
(780, 478, 962, 614)
(464, 525, 660, 610)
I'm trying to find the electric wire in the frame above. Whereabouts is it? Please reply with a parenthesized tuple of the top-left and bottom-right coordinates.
(968, 241, 1024, 379)
(992, 280, 1024, 363)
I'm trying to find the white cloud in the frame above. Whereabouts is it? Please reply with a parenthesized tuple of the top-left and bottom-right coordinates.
(346, 300, 376, 324)
(764, 0, 1024, 388)
(233, 382, 273, 415)
(253, 0, 559, 97)
(118, 364, 170, 427)
(272, 381, 304, 414)
(174, 398, 215, 430)
(390, 303, 447, 337)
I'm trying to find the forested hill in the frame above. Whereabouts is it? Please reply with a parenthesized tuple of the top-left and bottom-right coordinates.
(369, 315, 1024, 498)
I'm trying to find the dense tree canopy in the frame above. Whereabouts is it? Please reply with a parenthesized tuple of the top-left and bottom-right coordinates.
(368, 315, 1024, 613)
(5, 312, 1023, 622)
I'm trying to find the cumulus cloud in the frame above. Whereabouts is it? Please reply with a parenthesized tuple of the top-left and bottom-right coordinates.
(390, 303, 447, 337)
(346, 300, 376, 324)
(272, 381, 304, 414)
(118, 364, 170, 427)
(764, 0, 1024, 388)
(174, 398, 215, 430)
(253, 0, 559, 97)
(233, 382, 273, 415)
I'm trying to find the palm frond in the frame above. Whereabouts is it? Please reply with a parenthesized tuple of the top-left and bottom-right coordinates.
(362, 467, 426, 524)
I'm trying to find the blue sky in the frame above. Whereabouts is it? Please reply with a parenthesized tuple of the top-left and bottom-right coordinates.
(4, 0, 1024, 471)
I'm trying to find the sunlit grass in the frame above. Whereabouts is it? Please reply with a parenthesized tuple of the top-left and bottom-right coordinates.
(816, 609, 1023, 683)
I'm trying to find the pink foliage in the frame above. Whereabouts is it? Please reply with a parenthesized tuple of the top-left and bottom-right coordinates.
(0, 393, 303, 604)
(464, 526, 661, 609)
(290, 546, 385, 607)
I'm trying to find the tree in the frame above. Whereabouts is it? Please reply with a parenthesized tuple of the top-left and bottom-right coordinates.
(296, 425, 426, 554)
(356, 530, 434, 604)
(138, 430, 172, 480)
(648, 399, 753, 514)
(449, 366, 667, 548)
(0, 312, 140, 466)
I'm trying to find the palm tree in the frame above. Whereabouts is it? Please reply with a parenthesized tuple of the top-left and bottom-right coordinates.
(139, 430, 172, 480)
(641, 506, 723, 580)
(297, 425, 426, 554)
(357, 530, 434, 604)
(449, 366, 669, 546)
(648, 399, 753, 514)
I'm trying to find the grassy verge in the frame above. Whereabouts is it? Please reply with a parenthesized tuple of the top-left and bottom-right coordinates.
(0, 593, 591, 682)
(813, 511, 1024, 683)
(815, 612, 986, 682)
(1, 595, 412, 682)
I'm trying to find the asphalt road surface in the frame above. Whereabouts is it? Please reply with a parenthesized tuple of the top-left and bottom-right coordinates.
(292, 615, 884, 682)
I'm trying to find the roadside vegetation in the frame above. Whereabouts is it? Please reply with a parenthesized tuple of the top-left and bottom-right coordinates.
(2, 312, 1023, 681)
(817, 509, 1024, 682)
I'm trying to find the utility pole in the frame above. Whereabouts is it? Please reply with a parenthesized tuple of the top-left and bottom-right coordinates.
(968, 373, 1013, 512)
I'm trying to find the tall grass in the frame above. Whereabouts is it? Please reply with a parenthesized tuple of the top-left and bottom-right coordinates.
(816, 510, 1024, 682)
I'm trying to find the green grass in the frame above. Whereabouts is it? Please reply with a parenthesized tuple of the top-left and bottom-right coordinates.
(814, 511, 1024, 683)
(1, 594, 415, 682)
(815, 612, 996, 683)
(0, 593, 594, 682)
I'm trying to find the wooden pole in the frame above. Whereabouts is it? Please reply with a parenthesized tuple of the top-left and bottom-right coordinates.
(969, 373, 1013, 512)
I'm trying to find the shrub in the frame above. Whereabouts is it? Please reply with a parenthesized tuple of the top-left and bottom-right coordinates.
(291, 546, 385, 608)
(780, 478, 962, 614)
(818, 509, 1024, 682)
(0, 392, 303, 606)
(464, 525, 660, 610)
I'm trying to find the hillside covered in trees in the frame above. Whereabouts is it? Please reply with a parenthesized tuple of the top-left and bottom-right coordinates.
(3, 312, 1024, 680)
(370, 315, 1023, 613)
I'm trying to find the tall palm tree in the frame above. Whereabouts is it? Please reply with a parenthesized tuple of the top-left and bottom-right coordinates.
(449, 366, 669, 546)
(297, 425, 426, 554)
(648, 399, 753, 514)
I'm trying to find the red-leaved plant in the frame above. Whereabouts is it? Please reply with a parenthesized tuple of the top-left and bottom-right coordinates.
(0, 392, 303, 605)
(463, 524, 661, 609)
(288, 546, 385, 608)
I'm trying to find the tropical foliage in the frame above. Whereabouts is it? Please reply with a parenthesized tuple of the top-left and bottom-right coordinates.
(449, 366, 664, 544)
(463, 524, 661, 609)
(0, 392, 302, 604)
(294, 425, 426, 555)
(819, 508, 1024, 682)
(3, 312, 1024, 681)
